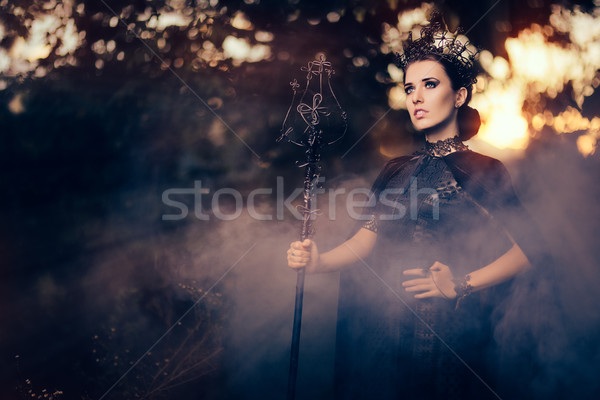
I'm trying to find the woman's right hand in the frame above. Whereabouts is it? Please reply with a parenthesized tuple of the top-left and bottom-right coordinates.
(287, 239, 320, 274)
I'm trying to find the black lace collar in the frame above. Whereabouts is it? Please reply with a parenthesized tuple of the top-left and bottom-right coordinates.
(422, 136, 470, 157)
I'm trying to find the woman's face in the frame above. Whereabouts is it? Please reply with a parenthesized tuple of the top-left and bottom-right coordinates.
(404, 60, 463, 132)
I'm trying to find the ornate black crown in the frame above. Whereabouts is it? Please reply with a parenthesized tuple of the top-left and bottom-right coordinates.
(395, 11, 480, 88)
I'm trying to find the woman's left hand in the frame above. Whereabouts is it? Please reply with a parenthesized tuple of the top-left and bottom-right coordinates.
(402, 261, 457, 299)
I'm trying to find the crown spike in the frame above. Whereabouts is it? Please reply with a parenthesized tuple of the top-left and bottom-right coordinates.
(395, 12, 481, 88)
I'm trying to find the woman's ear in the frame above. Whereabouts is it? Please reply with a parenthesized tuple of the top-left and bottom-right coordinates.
(455, 87, 468, 108)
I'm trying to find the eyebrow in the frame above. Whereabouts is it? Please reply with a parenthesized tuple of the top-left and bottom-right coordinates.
(404, 77, 440, 87)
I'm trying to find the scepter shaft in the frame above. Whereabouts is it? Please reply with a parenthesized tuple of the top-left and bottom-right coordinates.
(287, 141, 319, 400)
(287, 266, 305, 400)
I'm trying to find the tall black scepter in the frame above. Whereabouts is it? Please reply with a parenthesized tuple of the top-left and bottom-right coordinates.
(278, 55, 347, 400)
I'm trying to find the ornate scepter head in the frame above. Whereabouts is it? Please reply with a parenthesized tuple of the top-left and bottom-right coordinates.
(278, 55, 347, 148)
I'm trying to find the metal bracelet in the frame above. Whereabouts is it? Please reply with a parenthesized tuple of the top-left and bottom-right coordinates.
(452, 274, 473, 310)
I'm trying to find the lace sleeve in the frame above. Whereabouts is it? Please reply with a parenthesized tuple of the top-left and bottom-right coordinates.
(361, 214, 378, 233)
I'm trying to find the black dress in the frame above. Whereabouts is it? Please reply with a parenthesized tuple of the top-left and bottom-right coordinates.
(334, 144, 551, 400)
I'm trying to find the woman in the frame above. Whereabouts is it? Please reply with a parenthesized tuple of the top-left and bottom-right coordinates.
(287, 16, 550, 400)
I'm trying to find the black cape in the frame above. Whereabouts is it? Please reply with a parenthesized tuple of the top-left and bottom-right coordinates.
(334, 150, 565, 400)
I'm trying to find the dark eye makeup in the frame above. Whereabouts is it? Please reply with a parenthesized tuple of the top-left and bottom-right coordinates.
(404, 78, 440, 94)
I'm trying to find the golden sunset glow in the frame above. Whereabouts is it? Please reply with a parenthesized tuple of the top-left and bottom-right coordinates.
(2, 11, 82, 77)
(577, 134, 597, 157)
(531, 107, 600, 157)
(471, 82, 529, 149)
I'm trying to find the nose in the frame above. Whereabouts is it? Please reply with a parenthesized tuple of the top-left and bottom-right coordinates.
(412, 85, 423, 104)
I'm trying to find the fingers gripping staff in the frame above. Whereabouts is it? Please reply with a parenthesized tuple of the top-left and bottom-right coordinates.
(287, 239, 318, 272)
(278, 55, 347, 400)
